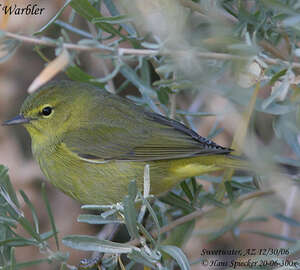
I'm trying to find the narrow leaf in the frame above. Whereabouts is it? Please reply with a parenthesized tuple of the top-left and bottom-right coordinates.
(224, 181, 234, 202)
(180, 181, 194, 202)
(0, 39, 20, 63)
(77, 214, 122, 224)
(35, 0, 73, 35)
(41, 183, 59, 250)
(160, 245, 190, 270)
(66, 65, 105, 88)
(63, 235, 134, 253)
(123, 195, 139, 239)
(159, 192, 194, 212)
(70, 0, 125, 38)
(19, 190, 39, 234)
(0, 165, 20, 209)
(120, 65, 160, 114)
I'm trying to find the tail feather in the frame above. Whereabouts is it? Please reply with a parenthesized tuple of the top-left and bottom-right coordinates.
(217, 155, 300, 176)
(216, 155, 251, 171)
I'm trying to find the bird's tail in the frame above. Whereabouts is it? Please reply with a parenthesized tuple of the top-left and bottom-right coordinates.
(216, 154, 251, 171)
(217, 154, 300, 176)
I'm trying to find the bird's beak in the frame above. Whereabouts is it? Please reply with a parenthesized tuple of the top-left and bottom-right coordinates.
(2, 115, 31, 126)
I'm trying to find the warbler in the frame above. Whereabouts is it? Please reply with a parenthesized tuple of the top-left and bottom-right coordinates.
(4, 81, 247, 204)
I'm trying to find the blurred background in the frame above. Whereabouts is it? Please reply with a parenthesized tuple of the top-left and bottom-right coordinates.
(0, 0, 300, 269)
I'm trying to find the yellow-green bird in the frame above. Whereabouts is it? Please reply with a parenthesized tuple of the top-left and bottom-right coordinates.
(4, 81, 246, 205)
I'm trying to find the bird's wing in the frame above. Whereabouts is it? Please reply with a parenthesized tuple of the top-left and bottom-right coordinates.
(62, 96, 231, 162)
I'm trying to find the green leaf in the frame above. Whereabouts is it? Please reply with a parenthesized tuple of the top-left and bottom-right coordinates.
(202, 194, 226, 208)
(40, 230, 57, 241)
(230, 180, 257, 191)
(0, 39, 20, 64)
(62, 235, 134, 253)
(123, 195, 139, 239)
(140, 195, 161, 231)
(55, 20, 93, 38)
(0, 165, 20, 209)
(269, 69, 287, 85)
(160, 245, 190, 270)
(180, 181, 194, 202)
(19, 190, 40, 234)
(122, 181, 139, 239)
(65, 65, 105, 88)
(159, 192, 194, 212)
(224, 181, 234, 202)
(157, 87, 170, 106)
(137, 223, 156, 246)
(120, 65, 160, 114)
(262, 74, 290, 110)
(10, 247, 16, 270)
(35, 0, 72, 35)
(191, 178, 197, 195)
(41, 183, 59, 250)
(0, 258, 50, 270)
(77, 214, 122, 224)
(0, 216, 17, 226)
(176, 111, 216, 117)
(128, 249, 159, 268)
(70, 0, 125, 38)
(92, 15, 132, 24)
(128, 180, 138, 200)
(0, 237, 38, 247)
(81, 204, 115, 210)
(17, 216, 42, 243)
(140, 60, 151, 86)
(103, 0, 137, 36)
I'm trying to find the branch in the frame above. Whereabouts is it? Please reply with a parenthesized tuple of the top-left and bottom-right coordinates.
(3, 31, 300, 69)
(127, 189, 275, 247)
(3, 31, 109, 53)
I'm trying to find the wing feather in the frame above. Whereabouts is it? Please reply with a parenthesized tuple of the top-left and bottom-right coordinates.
(62, 93, 231, 162)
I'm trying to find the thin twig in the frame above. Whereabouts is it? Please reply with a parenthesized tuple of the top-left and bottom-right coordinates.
(3, 31, 300, 68)
(118, 48, 158, 56)
(3, 31, 108, 52)
(127, 189, 275, 247)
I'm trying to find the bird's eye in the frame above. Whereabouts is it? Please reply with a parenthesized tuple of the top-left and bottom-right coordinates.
(41, 106, 53, 117)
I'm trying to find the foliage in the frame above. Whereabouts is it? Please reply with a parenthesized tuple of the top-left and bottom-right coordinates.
(1, 0, 300, 269)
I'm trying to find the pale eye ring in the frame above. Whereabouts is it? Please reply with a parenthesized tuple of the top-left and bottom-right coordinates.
(41, 106, 53, 117)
